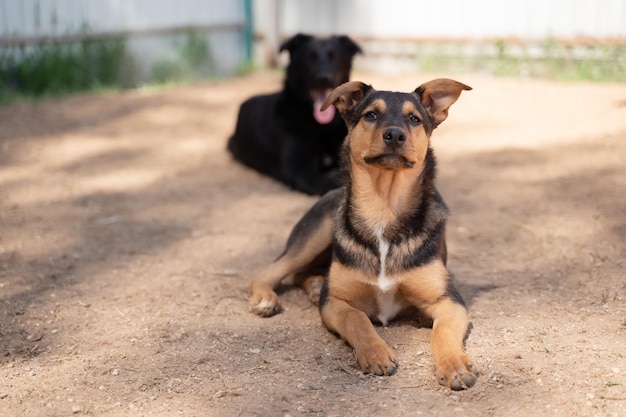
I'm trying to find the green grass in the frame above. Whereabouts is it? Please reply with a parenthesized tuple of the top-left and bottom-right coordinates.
(150, 29, 216, 84)
(419, 40, 626, 83)
(2, 35, 624, 106)
(0, 36, 127, 103)
(0, 29, 220, 104)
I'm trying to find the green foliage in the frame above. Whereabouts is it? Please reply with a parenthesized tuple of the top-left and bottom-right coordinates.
(151, 29, 215, 84)
(151, 59, 185, 84)
(419, 39, 626, 83)
(180, 29, 211, 68)
(235, 60, 257, 76)
(0, 28, 220, 104)
(0, 36, 127, 102)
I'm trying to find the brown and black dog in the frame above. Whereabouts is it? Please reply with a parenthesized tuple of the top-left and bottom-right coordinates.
(248, 79, 477, 390)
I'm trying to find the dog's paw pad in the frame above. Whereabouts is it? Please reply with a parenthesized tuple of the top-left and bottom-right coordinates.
(358, 345, 398, 376)
(305, 279, 323, 305)
(436, 359, 478, 390)
(250, 296, 282, 317)
(446, 371, 476, 391)
(372, 360, 398, 376)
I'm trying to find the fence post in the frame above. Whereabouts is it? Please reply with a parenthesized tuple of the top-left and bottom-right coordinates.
(243, 0, 254, 62)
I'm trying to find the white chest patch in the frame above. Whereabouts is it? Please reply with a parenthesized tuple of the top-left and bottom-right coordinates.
(377, 238, 394, 292)
(376, 290, 402, 325)
(374, 226, 401, 325)
(375, 226, 395, 292)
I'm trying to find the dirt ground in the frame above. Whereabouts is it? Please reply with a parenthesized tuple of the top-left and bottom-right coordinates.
(1, 70, 625, 417)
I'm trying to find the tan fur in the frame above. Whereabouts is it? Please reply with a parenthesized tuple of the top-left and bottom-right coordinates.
(419, 79, 471, 124)
(322, 81, 369, 113)
(326, 262, 379, 313)
(248, 79, 476, 389)
(348, 100, 430, 229)
(422, 298, 474, 388)
(321, 80, 475, 388)
(249, 211, 333, 316)
(351, 165, 420, 231)
(398, 259, 449, 306)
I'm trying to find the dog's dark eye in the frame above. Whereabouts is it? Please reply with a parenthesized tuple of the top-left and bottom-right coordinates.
(364, 111, 378, 121)
(408, 114, 421, 125)
(327, 51, 335, 61)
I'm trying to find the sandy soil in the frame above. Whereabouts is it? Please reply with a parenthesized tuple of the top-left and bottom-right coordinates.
(1, 71, 625, 417)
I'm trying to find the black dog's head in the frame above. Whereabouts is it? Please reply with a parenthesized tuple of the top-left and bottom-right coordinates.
(280, 33, 362, 125)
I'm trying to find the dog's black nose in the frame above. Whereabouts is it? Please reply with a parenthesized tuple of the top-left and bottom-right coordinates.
(382, 128, 406, 148)
(316, 73, 334, 88)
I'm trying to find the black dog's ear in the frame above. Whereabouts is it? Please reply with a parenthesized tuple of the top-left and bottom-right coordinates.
(322, 81, 372, 115)
(337, 35, 363, 57)
(415, 79, 472, 126)
(279, 33, 313, 54)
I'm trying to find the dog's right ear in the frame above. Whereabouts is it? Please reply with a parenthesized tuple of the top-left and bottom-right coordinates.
(279, 33, 313, 54)
(415, 79, 472, 126)
(321, 81, 372, 115)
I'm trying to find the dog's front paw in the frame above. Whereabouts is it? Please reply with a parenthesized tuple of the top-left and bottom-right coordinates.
(356, 342, 398, 376)
(249, 290, 282, 317)
(435, 353, 478, 390)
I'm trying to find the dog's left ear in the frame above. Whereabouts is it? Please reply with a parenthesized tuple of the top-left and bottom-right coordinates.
(322, 81, 372, 115)
(336, 35, 363, 57)
(279, 33, 313, 54)
(415, 79, 472, 126)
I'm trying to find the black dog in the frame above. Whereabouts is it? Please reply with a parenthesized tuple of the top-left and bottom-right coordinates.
(227, 34, 362, 195)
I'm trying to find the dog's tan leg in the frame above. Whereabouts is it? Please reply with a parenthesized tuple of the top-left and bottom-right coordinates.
(401, 260, 477, 389)
(249, 191, 339, 317)
(249, 258, 297, 317)
(423, 298, 477, 390)
(249, 238, 330, 316)
(321, 297, 398, 376)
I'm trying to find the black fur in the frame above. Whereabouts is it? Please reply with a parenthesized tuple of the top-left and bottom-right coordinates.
(227, 34, 362, 195)
(283, 188, 342, 253)
(249, 80, 475, 389)
(316, 89, 459, 309)
(332, 159, 449, 278)
(341, 89, 436, 137)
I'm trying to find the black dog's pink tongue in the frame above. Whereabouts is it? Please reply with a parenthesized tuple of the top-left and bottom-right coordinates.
(313, 89, 335, 124)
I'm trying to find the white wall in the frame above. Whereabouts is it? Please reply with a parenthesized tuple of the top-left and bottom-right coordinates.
(2, 0, 624, 77)
(0, 0, 248, 80)
(0, 0, 244, 37)
(273, 0, 626, 40)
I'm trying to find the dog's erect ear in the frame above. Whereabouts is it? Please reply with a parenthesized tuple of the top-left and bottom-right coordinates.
(279, 33, 312, 54)
(321, 81, 372, 115)
(336, 35, 363, 57)
(416, 79, 472, 126)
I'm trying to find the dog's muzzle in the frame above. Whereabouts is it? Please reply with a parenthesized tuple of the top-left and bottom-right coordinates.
(364, 154, 415, 169)
(382, 127, 406, 149)
(363, 128, 415, 169)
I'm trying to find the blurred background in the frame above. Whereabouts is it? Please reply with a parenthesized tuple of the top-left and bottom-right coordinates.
(1, 0, 625, 101)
